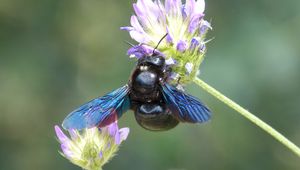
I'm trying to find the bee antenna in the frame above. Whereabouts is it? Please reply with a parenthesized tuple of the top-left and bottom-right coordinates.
(152, 33, 168, 55)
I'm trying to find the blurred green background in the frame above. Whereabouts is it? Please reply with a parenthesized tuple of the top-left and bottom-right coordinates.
(1, 0, 300, 169)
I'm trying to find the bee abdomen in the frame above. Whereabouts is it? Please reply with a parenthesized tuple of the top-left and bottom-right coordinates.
(134, 103, 179, 131)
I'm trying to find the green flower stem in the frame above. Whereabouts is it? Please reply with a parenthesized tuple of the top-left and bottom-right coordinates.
(194, 77, 300, 157)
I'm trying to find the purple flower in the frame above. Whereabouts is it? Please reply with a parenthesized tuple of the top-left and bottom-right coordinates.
(122, 0, 212, 84)
(54, 122, 129, 170)
(121, 0, 211, 57)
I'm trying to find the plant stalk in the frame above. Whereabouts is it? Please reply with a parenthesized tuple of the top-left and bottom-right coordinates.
(194, 77, 300, 157)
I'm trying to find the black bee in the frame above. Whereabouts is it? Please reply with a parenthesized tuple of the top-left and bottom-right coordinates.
(62, 41, 211, 131)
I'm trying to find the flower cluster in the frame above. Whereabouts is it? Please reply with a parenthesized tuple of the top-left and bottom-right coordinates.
(122, 0, 212, 85)
(54, 122, 129, 170)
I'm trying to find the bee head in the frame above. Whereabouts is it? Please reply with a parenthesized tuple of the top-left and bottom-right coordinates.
(138, 55, 165, 69)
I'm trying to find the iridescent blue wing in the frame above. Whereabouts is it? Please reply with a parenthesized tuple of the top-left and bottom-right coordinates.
(161, 83, 211, 123)
(62, 85, 130, 130)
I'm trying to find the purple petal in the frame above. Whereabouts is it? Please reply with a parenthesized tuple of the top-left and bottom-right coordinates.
(166, 27, 173, 44)
(189, 37, 200, 50)
(127, 46, 144, 58)
(108, 122, 119, 137)
(166, 34, 173, 44)
(141, 0, 160, 18)
(155, 0, 167, 23)
(188, 14, 204, 33)
(135, 0, 161, 26)
(129, 30, 150, 44)
(54, 125, 70, 144)
(185, 62, 194, 74)
(98, 151, 103, 158)
(200, 20, 212, 34)
(119, 127, 130, 142)
(120, 26, 134, 31)
(127, 16, 151, 43)
(181, 4, 187, 19)
(185, 0, 196, 16)
(130, 15, 144, 33)
(176, 40, 187, 52)
(141, 0, 156, 8)
(68, 129, 78, 140)
(165, 0, 173, 14)
(127, 44, 165, 58)
(133, 4, 149, 26)
(127, 45, 152, 58)
(129, 15, 151, 43)
(61, 143, 73, 158)
(176, 0, 183, 13)
(133, 3, 144, 18)
(114, 130, 121, 145)
(165, 0, 182, 15)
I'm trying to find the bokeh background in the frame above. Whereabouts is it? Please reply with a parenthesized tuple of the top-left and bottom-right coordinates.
(1, 0, 300, 170)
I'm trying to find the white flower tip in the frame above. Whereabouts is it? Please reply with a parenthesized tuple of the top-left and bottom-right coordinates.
(176, 84, 185, 91)
(165, 57, 176, 65)
(185, 62, 194, 74)
(119, 127, 130, 142)
(129, 54, 136, 58)
(195, 0, 205, 14)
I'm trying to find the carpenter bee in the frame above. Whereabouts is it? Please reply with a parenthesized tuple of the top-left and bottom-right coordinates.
(62, 38, 211, 131)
